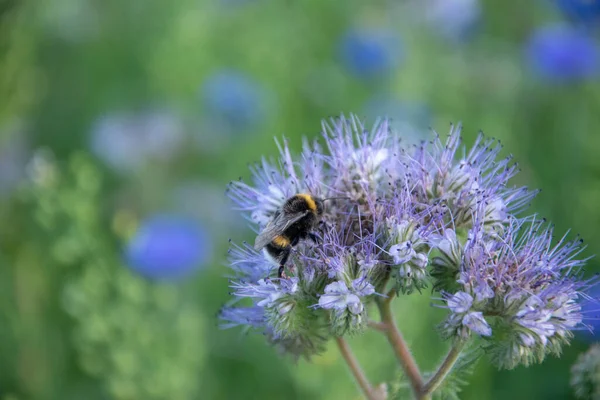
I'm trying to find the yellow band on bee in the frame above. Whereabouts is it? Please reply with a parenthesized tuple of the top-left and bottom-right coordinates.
(297, 193, 317, 212)
(273, 235, 291, 247)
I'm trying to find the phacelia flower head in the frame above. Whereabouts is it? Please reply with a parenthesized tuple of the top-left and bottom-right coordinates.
(435, 207, 598, 369)
(220, 114, 597, 363)
(525, 24, 600, 82)
(401, 124, 536, 233)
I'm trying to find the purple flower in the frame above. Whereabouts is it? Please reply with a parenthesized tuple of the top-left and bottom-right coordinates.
(125, 214, 209, 280)
(440, 291, 492, 337)
(380, 205, 435, 294)
(320, 117, 393, 203)
(447, 292, 473, 314)
(220, 113, 597, 363)
(462, 312, 492, 336)
(526, 24, 600, 82)
(576, 284, 600, 341)
(231, 277, 299, 308)
(201, 70, 269, 131)
(338, 29, 403, 79)
(318, 279, 374, 314)
(219, 306, 265, 330)
(227, 241, 273, 282)
(402, 124, 536, 232)
(436, 210, 598, 368)
(389, 242, 416, 265)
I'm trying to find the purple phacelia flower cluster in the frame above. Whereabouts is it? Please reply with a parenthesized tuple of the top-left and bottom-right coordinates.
(435, 211, 597, 368)
(220, 114, 598, 365)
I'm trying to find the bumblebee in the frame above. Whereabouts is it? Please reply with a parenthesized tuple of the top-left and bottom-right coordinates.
(254, 194, 324, 278)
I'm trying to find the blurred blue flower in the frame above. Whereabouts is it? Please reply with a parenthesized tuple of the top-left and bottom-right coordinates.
(526, 24, 600, 82)
(125, 214, 210, 280)
(338, 29, 403, 79)
(556, 0, 600, 26)
(423, 0, 481, 42)
(89, 109, 185, 173)
(201, 70, 268, 131)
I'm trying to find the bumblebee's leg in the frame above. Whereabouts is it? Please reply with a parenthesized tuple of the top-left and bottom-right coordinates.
(277, 247, 292, 278)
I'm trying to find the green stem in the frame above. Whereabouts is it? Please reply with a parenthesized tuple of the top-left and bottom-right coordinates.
(377, 293, 425, 399)
(335, 337, 380, 400)
(423, 340, 467, 396)
(367, 320, 388, 332)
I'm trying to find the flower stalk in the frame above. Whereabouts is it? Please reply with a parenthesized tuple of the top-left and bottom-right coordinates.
(377, 294, 425, 399)
(423, 340, 467, 396)
(335, 337, 381, 400)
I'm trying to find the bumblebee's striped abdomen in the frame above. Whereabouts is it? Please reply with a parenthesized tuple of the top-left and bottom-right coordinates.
(264, 236, 292, 267)
(264, 235, 291, 263)
(272, 235, 291, 248)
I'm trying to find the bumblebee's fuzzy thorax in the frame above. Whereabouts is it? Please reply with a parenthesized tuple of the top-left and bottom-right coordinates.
(296, 193, 317, 213)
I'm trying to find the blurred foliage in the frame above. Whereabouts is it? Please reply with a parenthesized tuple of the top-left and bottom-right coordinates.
(0, 0, 599, 399)
(571, 343, 600, 400)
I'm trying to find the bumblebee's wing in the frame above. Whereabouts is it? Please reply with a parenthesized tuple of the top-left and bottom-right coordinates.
(254, 210, 309, 250)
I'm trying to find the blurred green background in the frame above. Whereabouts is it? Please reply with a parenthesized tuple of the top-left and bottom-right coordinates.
(1, 0, 599, 399)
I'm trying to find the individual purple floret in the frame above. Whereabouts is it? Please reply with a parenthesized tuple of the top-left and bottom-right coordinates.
(318, 279, 374, 314)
